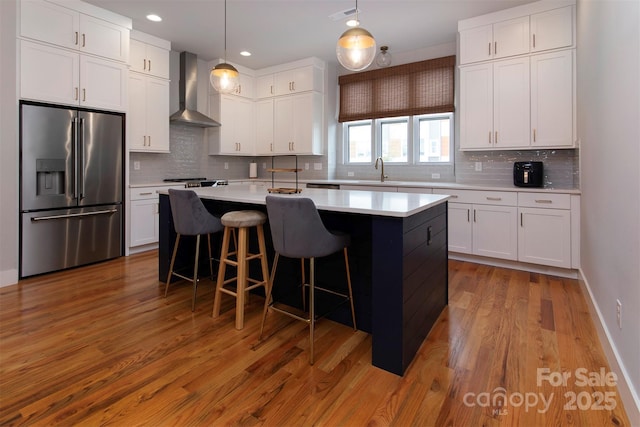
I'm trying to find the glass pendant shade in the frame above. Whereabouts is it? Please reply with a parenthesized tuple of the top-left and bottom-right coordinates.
(210, 62, 239, 94)
(336, 27, 376, 71)
(375, 46, 392, 68)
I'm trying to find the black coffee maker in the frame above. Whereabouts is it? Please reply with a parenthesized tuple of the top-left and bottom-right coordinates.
(513, 161, 543, 187)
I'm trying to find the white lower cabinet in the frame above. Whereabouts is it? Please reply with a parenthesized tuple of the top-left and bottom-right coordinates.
(473, 204, 518, 260)
(129, 186, 181, 249)
(517, 192, 572, 268)
(434, 189, 518, 261)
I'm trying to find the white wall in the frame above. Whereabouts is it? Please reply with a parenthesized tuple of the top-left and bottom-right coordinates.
(0, 0, 19, 287)
(577, 0, 640, 422)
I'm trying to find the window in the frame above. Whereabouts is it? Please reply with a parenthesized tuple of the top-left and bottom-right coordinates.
(344, 113, 453, 165)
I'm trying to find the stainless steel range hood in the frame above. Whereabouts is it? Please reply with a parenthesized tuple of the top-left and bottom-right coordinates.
(170, 51, 221, 127)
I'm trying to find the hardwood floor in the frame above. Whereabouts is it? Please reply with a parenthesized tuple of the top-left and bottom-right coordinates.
(0, 251, 631, 426)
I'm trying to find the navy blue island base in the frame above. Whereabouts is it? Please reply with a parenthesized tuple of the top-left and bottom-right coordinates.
(158, 191, 448, 376)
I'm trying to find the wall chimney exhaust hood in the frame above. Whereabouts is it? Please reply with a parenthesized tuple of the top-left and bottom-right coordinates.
(170, 51, 221, 127)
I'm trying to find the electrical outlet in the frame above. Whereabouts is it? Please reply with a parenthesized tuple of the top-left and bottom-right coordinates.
(475, 161, 482, 172)
(347, 171, 355, 177)
(262, 163, 267, 169)
(314, 163, 322, 170)
(616, 299, 622, 329)
(133, 161, 140, 170)
(224, 162, 229, 170)
(431, 173, 440, 179)
(305, 163, 309, 170)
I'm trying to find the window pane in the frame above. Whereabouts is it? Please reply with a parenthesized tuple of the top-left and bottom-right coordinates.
(347, 123, 372, 163)
(381, 120, 408, 163)
(419, 117, 451, 162)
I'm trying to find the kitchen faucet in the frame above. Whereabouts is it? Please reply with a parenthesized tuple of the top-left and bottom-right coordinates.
(374, 157, 388, 182)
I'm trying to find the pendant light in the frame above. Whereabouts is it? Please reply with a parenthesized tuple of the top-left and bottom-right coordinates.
(210, 0, 239, 94)
(336, 0, 376, 71)
(375, 45, 392, 68)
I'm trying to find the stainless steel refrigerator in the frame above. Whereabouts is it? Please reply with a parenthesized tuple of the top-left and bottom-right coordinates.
(19, 101, 124, 278)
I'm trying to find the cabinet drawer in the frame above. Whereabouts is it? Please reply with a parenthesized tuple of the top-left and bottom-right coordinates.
(518, 192, 570, 209)
(130, 188, 159, 200)
(433, 189, 517, 206)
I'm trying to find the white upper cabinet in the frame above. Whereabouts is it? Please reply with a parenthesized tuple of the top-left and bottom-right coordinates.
(209, 94, 255, 155)
(256, 74, 275, 99)
(20, 39, 127, 111)
(20, 0, 130, 63)
(459, 16, 529, 64)
(530, 6, 574, 52)
(130, 34, 170, 79)
(232, 73, 254, 99)
(530, 49, 574, 148)
(273, 65, 323, 96)
(129, 73, 170, 152)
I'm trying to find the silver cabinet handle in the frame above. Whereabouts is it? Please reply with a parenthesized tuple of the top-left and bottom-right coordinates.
(535, 199, 553, 204)
(494, 41, 497, 55)
(533, 129, 537, 142)
(489, 131, 492, 144)
(139, 192, 153, 196)
(533, 34, 536, 49)
(82, 33, 86, 48)
(143, 59, 147, 70)
(75, 31, 79, 45)
(75, 87, 79, 100)
(82, 88, 86, 102)
(473, 209, 477, 222)
(486, 197, 502, 201)
(148, 59, 151, 72)
(521, 212, 523, 227)
(488, 42, 491, 56)
(467, 209, 470, 222)
(449, 195, 458, 198)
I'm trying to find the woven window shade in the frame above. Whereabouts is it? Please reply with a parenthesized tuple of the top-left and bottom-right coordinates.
(338, 55, 455, 122)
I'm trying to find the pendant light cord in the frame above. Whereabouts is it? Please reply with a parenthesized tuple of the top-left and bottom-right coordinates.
(223, 0, 227, 62)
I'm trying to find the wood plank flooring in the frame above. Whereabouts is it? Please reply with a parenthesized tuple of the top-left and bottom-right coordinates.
(0, 251, 631, 426)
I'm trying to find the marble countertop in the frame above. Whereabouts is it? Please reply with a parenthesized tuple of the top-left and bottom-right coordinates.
(157, 184, 450, 218)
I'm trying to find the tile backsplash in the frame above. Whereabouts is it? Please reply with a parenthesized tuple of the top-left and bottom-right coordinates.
(130, 124, 579, 189)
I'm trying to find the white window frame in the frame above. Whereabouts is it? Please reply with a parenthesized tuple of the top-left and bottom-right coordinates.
(343, 113, 454, 165)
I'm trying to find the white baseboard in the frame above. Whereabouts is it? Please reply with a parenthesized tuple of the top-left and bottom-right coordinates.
(0, 268, 18, 288)
(449, 253, 579, 279)
(578, 268, 640, 425)
(128, 243, 158, 255)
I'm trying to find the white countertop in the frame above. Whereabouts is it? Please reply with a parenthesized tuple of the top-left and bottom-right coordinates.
(158, 184, 450, 218)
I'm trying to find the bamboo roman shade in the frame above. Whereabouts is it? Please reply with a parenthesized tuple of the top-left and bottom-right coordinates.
(338, 55, 456, 122)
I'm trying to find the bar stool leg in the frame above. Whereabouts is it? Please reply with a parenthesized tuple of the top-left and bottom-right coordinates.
(191, 235, 201, 311)
(165, 234, 181, 297)
(235, 226, 248, 330)
(344, 248, 357, 330)
(207, 233, 214, 280)
(309, 257, 315, 365)
(260, 252, 279, 339)
(213, 227, 231, 318)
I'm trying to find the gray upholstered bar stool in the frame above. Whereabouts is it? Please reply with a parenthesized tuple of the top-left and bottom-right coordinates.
(260, 196, 356, 365)
(165, 189, 223, 311)
(212, 210, 270, 330)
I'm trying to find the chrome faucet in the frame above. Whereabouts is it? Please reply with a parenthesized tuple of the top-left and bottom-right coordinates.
(375, 157, 388, 182)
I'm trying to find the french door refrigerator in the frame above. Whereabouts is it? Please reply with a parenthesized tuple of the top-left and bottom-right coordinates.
(19, 101, 124, 278)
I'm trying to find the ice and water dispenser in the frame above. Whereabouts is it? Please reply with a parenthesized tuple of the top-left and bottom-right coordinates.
(36, 158, 65, 196)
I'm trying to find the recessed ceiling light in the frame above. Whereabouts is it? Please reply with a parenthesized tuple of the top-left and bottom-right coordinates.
(240, 51, 251, 57)
(346, 19, 359, 27)
(146, 14, 162, 22)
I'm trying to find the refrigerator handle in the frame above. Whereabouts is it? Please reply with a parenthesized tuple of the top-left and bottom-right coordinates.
(78, 117, 85, 200)
(72, 117, 79, 199)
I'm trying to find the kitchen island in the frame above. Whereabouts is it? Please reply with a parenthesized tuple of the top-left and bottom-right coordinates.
(158, 184, 450, 375)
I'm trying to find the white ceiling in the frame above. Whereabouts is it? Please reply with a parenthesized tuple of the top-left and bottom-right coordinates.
(83, 0, 537, 70)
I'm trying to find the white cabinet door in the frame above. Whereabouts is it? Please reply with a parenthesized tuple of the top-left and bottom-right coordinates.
(493, 57, 530, 149)
(80, 55, 127, 111)
(256, 74, 275, 98)
(274, 65, 322, 95)
(274, 93, 322, 154)
(459, 25, 493, 65)
(473, 204, 518, 260)
(493, 16, 530, 59)
(20, 40, 79, 106)
(460, 63, 493, 149)
(128, 73, 147, 151)
(20, 0, 79, 50)
(145, 77, 170, 151)
(130, 39, 170, 79)
(518, 207, 571, 268)
(531, 6, 573, 52)
(216, 95, 255, 155)
(232, 73, 254, 99)
(531, 50, 573, 148)
(130, 199, 159, 246)
(79, 14, 129, 63)
(459, 16, 529, 64)
(129, 74, 170, 152)
(448, 203, 473, 254)
(255, 99, 274, 154)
